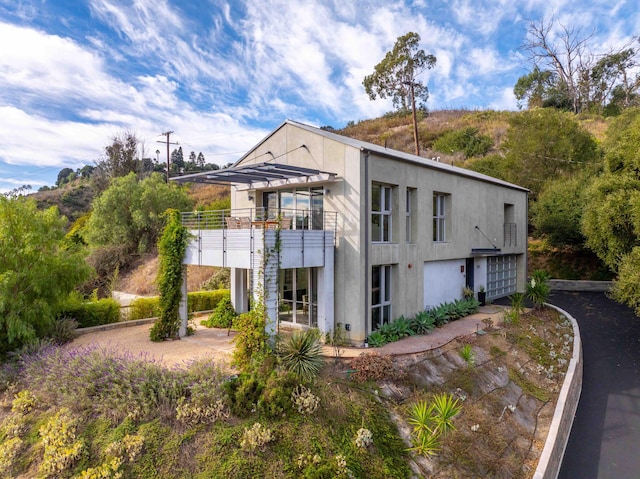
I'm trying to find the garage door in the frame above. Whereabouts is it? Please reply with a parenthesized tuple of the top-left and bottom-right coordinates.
(487, 255, 516, 299)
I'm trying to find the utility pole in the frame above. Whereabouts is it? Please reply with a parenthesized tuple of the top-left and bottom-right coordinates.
(157, 131, 177, 182)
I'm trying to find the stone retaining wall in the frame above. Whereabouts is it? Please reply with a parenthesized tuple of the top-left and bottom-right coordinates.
(533, 304, 583, 479)
(548, 280, 612, 292)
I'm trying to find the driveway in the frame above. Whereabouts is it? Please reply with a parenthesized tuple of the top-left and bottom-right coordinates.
(551, 291, 640, 479)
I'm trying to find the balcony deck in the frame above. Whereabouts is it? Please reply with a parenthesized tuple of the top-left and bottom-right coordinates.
(181, 208, 337, 269)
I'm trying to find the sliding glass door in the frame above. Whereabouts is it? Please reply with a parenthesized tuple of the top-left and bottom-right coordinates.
(278, 267, 317, 327)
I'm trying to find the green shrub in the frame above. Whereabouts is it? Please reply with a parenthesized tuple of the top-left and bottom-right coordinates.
(58, 294, 120, 328)
(128, 297, 161, 320)
(433, 127, 493, 158)
(224, 371, 265, 417)
(232, 308, 268, 370)
(202, 295, 237, 328)
(277, 330, 323, 381)
(130, 290, 230, 321)
(188, 289, 229, 312)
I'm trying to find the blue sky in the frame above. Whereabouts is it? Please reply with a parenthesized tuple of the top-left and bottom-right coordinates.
(0, 0, 637, 193)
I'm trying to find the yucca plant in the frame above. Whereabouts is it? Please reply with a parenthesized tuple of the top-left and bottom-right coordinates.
(278, 330, 323, 381)
(407, 400, 433, 437)
(430, 393, 461, 436)
(408, 426, 441, 457)
(459, 344, 475, 367)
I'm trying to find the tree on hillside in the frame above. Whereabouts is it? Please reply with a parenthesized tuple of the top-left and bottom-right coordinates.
(500, 108, 600, 198)
(83, 172, 193, 256)
(56, 168, 75, 187)
(93, 131, 141, 191)
(518, 17, 640, 114)
(363, 32, 436, 156)
(0, 196, 91, 354)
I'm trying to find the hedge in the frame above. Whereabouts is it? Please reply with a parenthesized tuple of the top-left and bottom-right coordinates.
(128, 289, 230, 321)
(58, 297, 120, 328)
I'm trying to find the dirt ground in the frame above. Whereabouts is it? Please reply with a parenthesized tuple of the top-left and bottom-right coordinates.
(69, 315, 237, 367)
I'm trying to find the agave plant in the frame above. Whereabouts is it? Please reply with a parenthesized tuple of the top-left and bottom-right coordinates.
(407, 400, 434, 437)
(431, 307, 449, 327)
(390, 316, 414, 338)
(411, 310, 436, 335)
(367, 331, 387, 347)
(278, 330, 323, 381)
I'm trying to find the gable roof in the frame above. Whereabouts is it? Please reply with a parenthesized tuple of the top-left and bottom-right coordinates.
(172, 119, 528, 193)
(235, 120, 528, 193)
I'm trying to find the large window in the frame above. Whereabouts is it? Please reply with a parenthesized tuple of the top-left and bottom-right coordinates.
(371, 265, 392, 331)
(261, 187, 324, 229)
(372, 184, 392, 243)
(433, 193, 448, 242)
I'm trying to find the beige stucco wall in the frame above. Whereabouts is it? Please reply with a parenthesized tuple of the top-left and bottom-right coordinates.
(230, 123, 528, 344)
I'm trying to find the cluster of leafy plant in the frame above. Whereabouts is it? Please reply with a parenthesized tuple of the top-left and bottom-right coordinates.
(150, 210, 190, 341)
(201, 295, 237, 328)
(0, 194, 92, 356)
(368, 297, 480, 347)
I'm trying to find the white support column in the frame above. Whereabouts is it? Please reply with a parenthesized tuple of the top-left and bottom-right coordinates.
(178, 266, 188, 337)
(231, 268, 248, 314)
(316, 236, 334, 336)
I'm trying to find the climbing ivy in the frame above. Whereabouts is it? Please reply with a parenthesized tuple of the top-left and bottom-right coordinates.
(150, 209, 190, 341)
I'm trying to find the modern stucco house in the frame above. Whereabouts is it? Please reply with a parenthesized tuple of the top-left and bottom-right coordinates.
(173, 120, 528, 345)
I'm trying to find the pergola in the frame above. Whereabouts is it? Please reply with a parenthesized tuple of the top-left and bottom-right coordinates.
(171, 162, 336, 190)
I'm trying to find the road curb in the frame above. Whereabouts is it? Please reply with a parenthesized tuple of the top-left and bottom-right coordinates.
(533, 303, 583, 479)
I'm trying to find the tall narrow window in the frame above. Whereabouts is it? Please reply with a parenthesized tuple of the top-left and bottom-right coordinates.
(371, 184, 392, 243)
(406, 188, 415, 243)
(371, 265, 392, 331)
(503, 203, 516, 246)
(433, 193, 448, 242)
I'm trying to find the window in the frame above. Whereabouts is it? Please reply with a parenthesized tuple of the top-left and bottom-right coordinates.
(433, 193, 448, 242)
(503, 203, 516, 247)
(406, 188, 415, 243)
(371, 265, 392, 331)
(371, 184, 392, 242)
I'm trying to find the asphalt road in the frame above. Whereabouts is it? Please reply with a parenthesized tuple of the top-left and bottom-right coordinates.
(550, 291, 640, 479)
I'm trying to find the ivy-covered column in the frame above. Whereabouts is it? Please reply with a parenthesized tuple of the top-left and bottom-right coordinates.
(178, 268, 188, 337)
(150, 209, 190, 341)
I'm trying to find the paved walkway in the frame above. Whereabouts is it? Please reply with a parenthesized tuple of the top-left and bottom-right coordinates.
(321, 305, 506, 357)
(71, 305, 508, 366)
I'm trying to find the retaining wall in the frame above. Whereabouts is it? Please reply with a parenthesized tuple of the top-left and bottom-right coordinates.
(533, 304, 583, 479)
(548, 280, 612, 292)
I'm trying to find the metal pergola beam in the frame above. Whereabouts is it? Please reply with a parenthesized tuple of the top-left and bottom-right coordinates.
(171, 162, 336, 188)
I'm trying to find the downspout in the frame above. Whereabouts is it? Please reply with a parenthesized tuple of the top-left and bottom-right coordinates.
(363, 149, 370, 344)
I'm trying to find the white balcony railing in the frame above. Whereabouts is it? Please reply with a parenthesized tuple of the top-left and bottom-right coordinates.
(180, 207, 337, 233)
